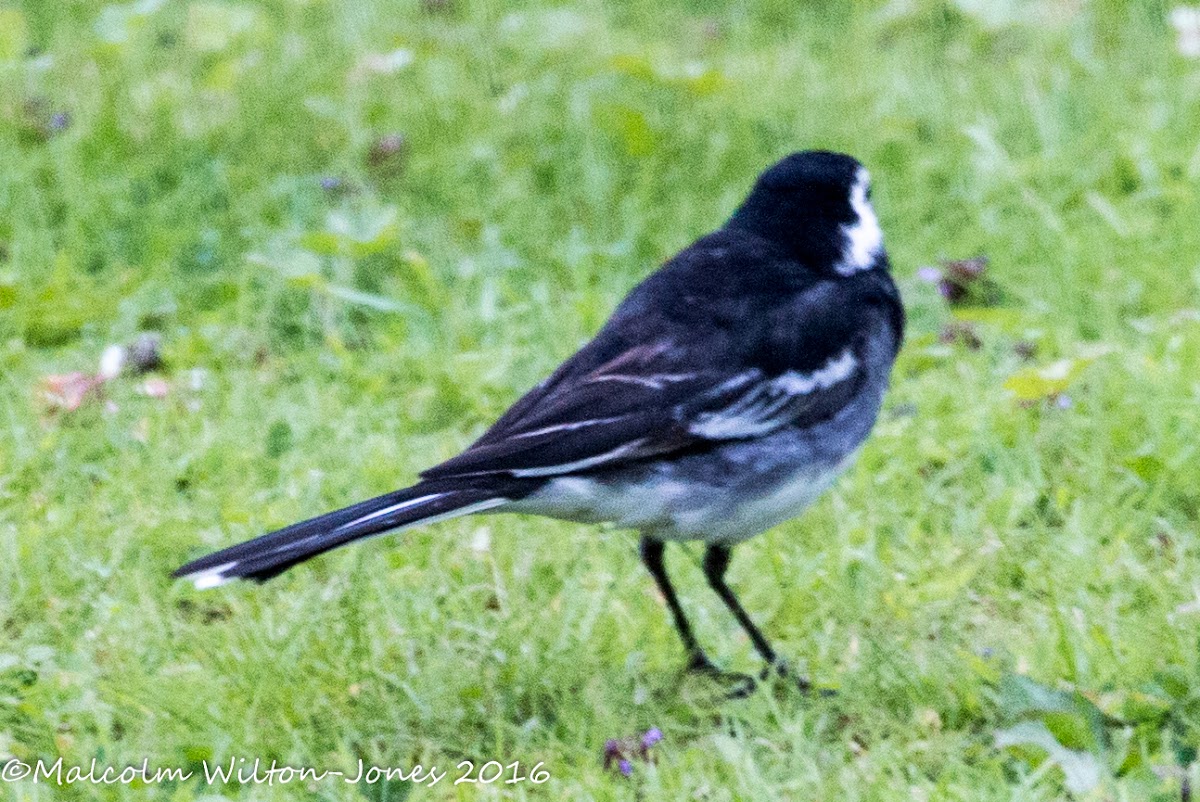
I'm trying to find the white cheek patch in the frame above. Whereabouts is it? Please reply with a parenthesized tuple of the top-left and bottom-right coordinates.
(837, 168, 883, 275)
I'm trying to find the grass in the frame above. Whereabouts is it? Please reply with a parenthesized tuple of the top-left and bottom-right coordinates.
(2, 0, 1200, 798)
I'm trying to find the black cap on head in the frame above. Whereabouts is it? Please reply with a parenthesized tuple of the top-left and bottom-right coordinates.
(728, 150, 883, 276)
(757, 150, 862, 191)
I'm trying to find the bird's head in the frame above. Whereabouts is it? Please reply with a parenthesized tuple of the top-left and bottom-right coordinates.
(728, 150, 886, 277)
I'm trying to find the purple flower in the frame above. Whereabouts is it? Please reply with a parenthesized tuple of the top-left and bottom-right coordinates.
(605, 728, 662, 776)
(368, 133, 407, 173)
(1055, 394, 1073, 409)
(50, 112, 71, 132)
(939, 280, 967, 303)
(944, 256, 988, 283)
(319, 176, 343, 192)
(602, 739, 620, 770)
(923, 257, 993, 307)
(641, 727, 663, 749)
(917, 266, 942, 284)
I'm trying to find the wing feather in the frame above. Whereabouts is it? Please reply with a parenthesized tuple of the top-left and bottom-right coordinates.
(421, 233, 886, 482)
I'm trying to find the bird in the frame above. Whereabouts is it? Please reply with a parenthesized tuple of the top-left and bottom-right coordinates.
(174, 150, 905, 695)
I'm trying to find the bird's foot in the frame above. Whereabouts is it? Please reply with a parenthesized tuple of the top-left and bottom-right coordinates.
(684, 652, 758, 699)
(759, 659, 836, 698)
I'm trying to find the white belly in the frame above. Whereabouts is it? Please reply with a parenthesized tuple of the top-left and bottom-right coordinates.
(506, 326, 893, 545)
(510, 450, 854, 545)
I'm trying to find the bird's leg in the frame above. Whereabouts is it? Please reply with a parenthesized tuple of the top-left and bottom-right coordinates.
(703, 545, 811, 692)
(639, 538, 757, 698)
(638, 537, 716, 674)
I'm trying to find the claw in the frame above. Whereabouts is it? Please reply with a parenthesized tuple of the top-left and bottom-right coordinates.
(760, 659, 836, 697)
(684, 652, 759, 698)
(722, 671, 759, 699)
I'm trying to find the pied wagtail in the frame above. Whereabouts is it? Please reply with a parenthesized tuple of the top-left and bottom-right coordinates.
(175, 150, 904, 693)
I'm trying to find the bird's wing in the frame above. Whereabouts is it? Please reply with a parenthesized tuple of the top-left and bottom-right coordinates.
(421, 276, 873, 481)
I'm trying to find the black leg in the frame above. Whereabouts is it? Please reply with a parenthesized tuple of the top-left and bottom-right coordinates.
(702, 545, 777, 666)
(638, 537, 716, 672)
(702, 546, 819, 694)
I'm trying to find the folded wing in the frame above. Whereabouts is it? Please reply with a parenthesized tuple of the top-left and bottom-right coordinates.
(421, 291, 868, 481)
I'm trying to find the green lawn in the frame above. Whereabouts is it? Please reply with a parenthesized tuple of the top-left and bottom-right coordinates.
(3, 0, 1200, 799)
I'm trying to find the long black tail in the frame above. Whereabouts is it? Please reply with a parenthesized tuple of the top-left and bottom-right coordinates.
(172, 484, 507, 587)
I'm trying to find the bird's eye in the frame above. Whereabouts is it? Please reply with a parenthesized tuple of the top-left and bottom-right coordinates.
(865, 185, 873, 201)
